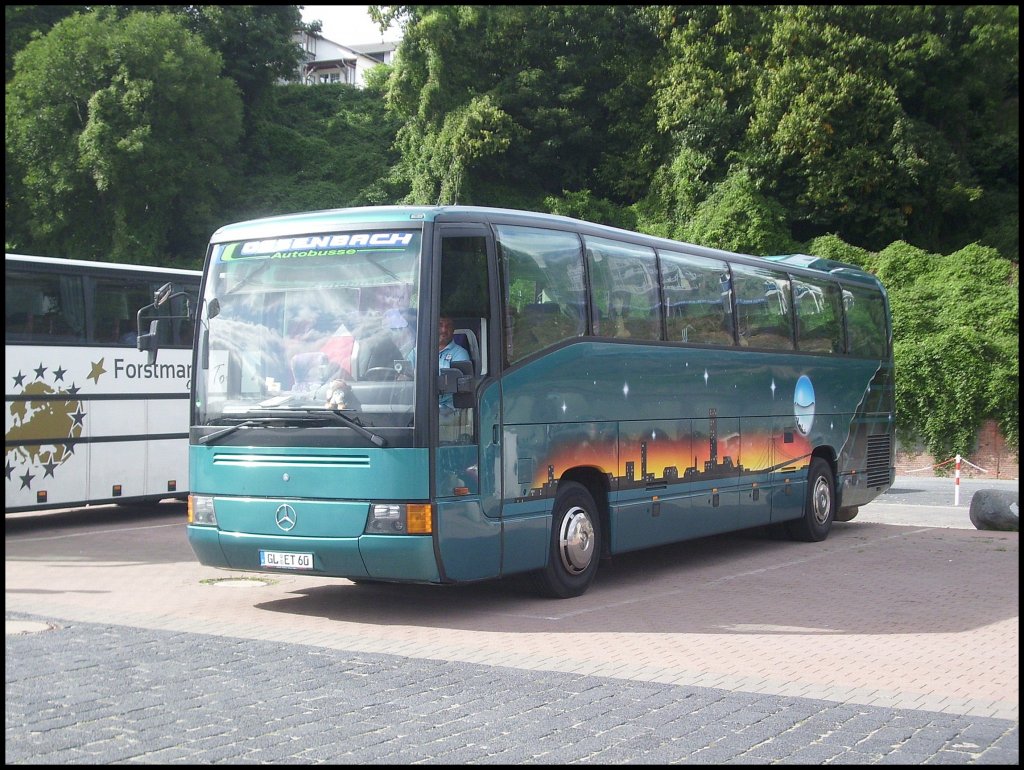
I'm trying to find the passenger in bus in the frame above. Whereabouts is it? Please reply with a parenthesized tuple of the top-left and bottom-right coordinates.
(320, 312, 404, 380)
(290, 351, 337, 394)
(386, 308, 416, 361)
(320, 319, 359, 378)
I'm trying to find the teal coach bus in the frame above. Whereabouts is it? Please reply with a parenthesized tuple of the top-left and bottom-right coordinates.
(156, 206, 894, 598)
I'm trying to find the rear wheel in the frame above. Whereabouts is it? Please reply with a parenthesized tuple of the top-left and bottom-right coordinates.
(533, 481, 601, 598)
(786, 458, 835, 542)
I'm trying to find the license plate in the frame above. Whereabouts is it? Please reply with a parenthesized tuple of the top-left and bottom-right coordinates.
(259, 550, 313, 570)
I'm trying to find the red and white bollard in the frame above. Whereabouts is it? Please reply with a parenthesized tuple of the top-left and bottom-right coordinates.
(954, 454, 961, 506)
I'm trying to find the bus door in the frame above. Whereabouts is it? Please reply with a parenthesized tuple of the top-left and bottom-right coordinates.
(432, 226, 503, 581)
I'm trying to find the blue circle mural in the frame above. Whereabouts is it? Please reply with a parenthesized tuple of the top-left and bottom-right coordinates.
(794, 375, 816, 436)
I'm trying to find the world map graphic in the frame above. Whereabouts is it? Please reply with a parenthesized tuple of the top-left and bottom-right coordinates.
(4, 361, 99, 491)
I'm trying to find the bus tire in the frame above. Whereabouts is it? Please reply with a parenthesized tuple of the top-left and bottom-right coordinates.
(786, 458, 835, 542)
(533, 481, 601, 599)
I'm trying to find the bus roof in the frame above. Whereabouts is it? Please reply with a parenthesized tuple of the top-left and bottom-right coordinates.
(208, 205, 883, 289)
(5, 252, 200, 277)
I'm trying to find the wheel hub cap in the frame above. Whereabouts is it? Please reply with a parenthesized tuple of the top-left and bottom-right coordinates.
(559, 506, 594, 574)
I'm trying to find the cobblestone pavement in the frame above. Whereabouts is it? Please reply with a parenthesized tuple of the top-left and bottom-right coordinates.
(5, 615, 1018, 764)
(5, 493, 1019, 764)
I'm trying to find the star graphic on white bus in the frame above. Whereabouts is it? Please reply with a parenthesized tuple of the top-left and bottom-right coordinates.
(88, 359, 107, 384)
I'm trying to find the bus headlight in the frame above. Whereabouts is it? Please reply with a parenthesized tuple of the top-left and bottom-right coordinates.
(189, 495, 217, 526)
(366, 503, 432, 535)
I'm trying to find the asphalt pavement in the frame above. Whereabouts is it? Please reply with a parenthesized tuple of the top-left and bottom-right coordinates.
(5, 477, 1019, 764)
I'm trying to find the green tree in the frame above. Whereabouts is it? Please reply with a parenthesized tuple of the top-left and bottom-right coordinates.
(872, 240, 1017, 459)
(234, 82, 403, 219)
(804, 233, 873, 270)
(5, 4, 79, 82)
(681, 168, 799, 255)
(543, 189, 637, 231)
(383, 5, 661, 207)
(649, 5, 1019, 260)
(805, 235, 1018, 460)
(5, 10, 243, 265)
(174, 5, 305, 111)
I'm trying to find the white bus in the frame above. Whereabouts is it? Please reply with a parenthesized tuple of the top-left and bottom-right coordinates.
(5, 253, 200, 513)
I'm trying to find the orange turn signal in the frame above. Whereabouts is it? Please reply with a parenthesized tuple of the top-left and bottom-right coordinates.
(406, 504, 432, 534)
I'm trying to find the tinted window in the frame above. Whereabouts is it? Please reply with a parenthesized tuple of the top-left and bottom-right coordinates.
(92, 275, 156, 345)
(497, 226, 587, 364)
(585, 236, 661, 341)
(659, 250, 734, 345)
(5, 269, 86, 342)
(731, 264, 793, 350)
(844, 285, 889, 358)
(792, 276, 844, 354)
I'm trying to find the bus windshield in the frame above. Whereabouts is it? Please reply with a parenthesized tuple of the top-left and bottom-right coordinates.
(196, 231, 422, 429)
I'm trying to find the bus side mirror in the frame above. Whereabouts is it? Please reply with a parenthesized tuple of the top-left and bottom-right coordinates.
(137, 319, 162, 364)
(153, 282, 173, 307)
(135, 284, 195, 364)
(438, 367, 460, 394)
(439, 361, 476, 409)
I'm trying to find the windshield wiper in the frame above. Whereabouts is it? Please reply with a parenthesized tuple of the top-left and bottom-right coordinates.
(200, 408, 386, 448)
(322, 408, 387, 448)
(199, 419, 261, 445)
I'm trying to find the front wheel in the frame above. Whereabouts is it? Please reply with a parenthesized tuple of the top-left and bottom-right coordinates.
(786, 458, 835, 542)
(532, 481, 601, 598)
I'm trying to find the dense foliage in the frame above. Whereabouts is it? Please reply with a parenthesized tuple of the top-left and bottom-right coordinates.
(807, 237, 1019, 461)
(6, 10, 243, 265)
(4, 4, 1018, 458)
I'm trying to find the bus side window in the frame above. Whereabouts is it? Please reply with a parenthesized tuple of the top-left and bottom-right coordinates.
(92, 276, 151, 345)
(511, 301, 564, 359)
(6, 311, 32, 337)
(844, 286, 888, 358)
(658, 250, 734, 345)
(731, 264, 794, 350)
(6, 271, 86, 343)
(175, 318, 195, 346)
(793, 277, 843, 354)
(438, 234, 491, 445)
(497, 225, 586, 365)
(585, 236, 660, 341)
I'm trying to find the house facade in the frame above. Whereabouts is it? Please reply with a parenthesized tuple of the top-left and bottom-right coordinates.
(292, 30, 398, 88)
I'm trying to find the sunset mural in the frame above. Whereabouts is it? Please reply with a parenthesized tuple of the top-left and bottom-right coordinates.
(524, 409, 814, 494)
